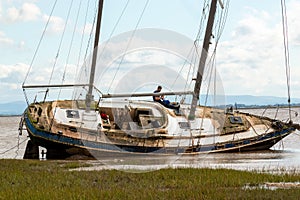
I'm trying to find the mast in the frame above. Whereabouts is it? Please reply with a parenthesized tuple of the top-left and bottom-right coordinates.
(86, 0, 104, 111)
(189, 0, 218, 119)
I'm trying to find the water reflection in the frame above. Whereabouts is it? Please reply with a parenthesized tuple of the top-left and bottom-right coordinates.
(71, 149, 300, 173)
(182, 150, 300, 173)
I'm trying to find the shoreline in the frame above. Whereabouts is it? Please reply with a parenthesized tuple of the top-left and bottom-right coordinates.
(0, 114, 22, 117)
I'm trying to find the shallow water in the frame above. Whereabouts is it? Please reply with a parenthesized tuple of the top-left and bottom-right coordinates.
(0, 116, 28, 159)
(1, 107, 300, 173)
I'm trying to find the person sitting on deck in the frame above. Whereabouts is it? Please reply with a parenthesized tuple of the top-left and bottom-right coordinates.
(152, 86, 180, 111)
(153, 85, 162, 102)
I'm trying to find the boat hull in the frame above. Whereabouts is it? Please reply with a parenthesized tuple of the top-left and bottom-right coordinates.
(23, 113, 294, 159)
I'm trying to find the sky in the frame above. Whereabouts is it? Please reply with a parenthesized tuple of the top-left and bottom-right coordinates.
(0, 0, 300, 104)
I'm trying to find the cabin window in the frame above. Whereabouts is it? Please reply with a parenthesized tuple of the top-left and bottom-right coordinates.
(229, 116, 243, 124)
(134, 108, 152, 122)
(66, 110, 80, 118)
(178, 122, 190, 129)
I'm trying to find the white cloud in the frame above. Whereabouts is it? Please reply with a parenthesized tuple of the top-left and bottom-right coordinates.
(5, 2, 41, 22)
(0, 63, 28, 76)
(0, 63, 28, 102)
(18, 40, 25, 49)
(80, 23, 93, 35)
(0, 31, 14, 45)
(43, 14, 65, 34)
(0, 2, 2, 19)
(217, 4, 300, 97)
(287, 0, 300, 46)
(6, 7, 18, 22)
(20, 2, 41, 21)
(0, 63, 28, 87)
(23, 58, 79, 86)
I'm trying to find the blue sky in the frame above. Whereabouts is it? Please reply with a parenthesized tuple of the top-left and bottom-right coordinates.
(0, 0, 300, 104)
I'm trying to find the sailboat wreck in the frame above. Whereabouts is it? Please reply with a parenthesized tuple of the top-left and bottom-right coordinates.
(21, 0, 299, 159)
(23, 99, 296, 159)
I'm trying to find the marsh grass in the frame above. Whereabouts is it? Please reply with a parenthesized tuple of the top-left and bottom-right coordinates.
(0, 159, 300, 199)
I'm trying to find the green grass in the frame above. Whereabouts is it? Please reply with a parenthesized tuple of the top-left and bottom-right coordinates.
(0, 159, 300, 199)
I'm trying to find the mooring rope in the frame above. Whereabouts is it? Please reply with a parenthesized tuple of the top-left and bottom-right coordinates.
(0, 138, 28, 158)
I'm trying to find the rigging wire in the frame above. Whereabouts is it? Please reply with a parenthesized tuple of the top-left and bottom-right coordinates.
(199, 0, 229, 102)
(197, 52, 217, 146)
(202, 0, 229, 84)
(280, 0, 292, 121)
(170, 46, 196, 90)
(196, 0, 229, 101)
(107, 0, 150, 93)
(72, 0, 99, 102)
(75, 0, 91, 81)
(107, 0, 131, 42)
(56, 0, 83, 102)
(74, 0, 131, 100)
(182, 49, 198, 101)
(170, 0, 210, 103)
(23, 0, 58, 86)
(49, 0, 75, 129)
(82, 1, 98, 80)
(94, 0, 131, 90)
(97, 0, 131, 58)
(187, 0, 230, 147)
(195, 0, 210, 42)
(195, 0, 230, 146)
(75, 0, 130, 97)
(215, 0, 230, 41)
(48, 0, 75, 87)
(171, 0, 229, 105)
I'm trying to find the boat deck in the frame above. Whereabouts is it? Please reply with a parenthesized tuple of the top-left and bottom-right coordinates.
(25, 100, 278, 149)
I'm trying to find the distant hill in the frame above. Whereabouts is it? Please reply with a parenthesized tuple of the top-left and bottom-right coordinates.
(1, 95, 300, 115)
(0, 101, 27, 116)
(198, 95, 300, 107)
(224, 95, 300, 106)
